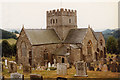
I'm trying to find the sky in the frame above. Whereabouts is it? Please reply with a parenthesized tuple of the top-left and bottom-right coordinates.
(0, 0, 119, 31)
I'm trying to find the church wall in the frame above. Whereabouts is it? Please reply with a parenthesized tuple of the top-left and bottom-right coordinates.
(97, 33, 106, 59)
(16, 28, 32, 66)
(32, 44, 61, 67)
(82, 28, 98, 63)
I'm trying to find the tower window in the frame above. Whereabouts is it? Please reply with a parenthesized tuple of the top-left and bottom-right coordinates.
(69, 19, 71, 23)
(56, 19, 57, 23)
(53, 19, 55, 24)
(100, 39, 103, 46)
(50, 19, 52, 24)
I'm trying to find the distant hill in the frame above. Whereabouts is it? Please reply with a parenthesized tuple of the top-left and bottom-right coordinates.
(0, 38, 16, 45)
(0, 29, 17, 39)
(102, 28, 120, 42)
(102, 29, 115, 34)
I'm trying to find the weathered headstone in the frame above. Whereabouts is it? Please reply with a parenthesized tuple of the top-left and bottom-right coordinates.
(47, 62, 51, 71)
(102, 64, 108, 72)
(5, 59, 7, 67)
(23, 64, 31, 73)
(19, 64, 22, 70)
(8, 61, 17, 73)
(0, 76, 4, 80)
(30, 74, 43, 80)
(74, 61, 88, 77)
(54, 59, 57, 68)
(0, 62, 3, 72)
(110, 62, 117, 72)
(11, 73, 24, 80)
(117, 63, 120, 72)
(57, 63, 67, 75)
(98, 63, 102, 71)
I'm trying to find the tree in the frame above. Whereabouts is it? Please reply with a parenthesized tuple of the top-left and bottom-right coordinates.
(117, 38, 120, 53)
(106, 36, 117, 54)
(2, 40, 12, 57)
(11, 43, 17, 56)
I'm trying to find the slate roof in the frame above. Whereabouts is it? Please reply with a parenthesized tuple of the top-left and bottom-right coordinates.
(24, 29, 61, 45)
(64, 28, 88, 43)
(94, 32, 101, 40)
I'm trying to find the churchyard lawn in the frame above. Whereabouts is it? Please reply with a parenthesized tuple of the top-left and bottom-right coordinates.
(2, 62, 120, 78)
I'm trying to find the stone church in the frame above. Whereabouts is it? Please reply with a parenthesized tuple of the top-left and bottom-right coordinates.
(16, 8, 106, 67)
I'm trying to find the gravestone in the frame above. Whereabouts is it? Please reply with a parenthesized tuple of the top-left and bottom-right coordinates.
(23, 64, 31, 73)
(5, 59, 7, 67)
(30, 74, 43, 80)
(0, 76, 4, 80)
(102, 64, 108, 72)
(54, 59, 57, 68)
(117, 63, 120, 72)
(98, 63, 102, 71)
(110, 62, 117, 72)
(0, 62, 3, 72)
(11, 73, 24, 80)
(8, 61, 17, 73)
(74, 61, 88, 77)
(57, 63, 67, 75)
(47, 62, 51, 71)
(19, 64, 22, 70)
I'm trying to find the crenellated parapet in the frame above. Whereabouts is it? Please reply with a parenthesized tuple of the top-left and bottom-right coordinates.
(47, 8, 77, 16)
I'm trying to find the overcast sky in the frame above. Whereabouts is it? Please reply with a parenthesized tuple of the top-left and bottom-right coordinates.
(0, 0, 119, 31)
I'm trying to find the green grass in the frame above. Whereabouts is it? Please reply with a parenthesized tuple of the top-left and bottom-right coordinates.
(2, 57, 120, 78)
(0, 38, 16, 44)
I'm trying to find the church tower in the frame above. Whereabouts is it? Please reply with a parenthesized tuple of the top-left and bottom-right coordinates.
(46, 8, 77, 40)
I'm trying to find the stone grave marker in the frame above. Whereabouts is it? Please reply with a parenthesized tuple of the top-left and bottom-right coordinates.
(30, 74, 43, 80)
(5, 59, 7, 67)
(74, 61, 88, 77)
(0, 76, 4, 80)
(57, 63, 67, 75)
(8, 61, 17, 73)
(47, 62, 51, 71)
(102, 64, 108, 72)
(110, 62, 117, 72)
(19, 64, 22, 70)
(23, 64, 31, 73)
(54, 59, 57, 68)
(11, 73, 24, 80)
(117, 63, 120, 72)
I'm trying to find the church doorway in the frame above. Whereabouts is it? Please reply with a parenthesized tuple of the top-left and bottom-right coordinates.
(62, 58, 65, 63)
(29, 51, 32, 66)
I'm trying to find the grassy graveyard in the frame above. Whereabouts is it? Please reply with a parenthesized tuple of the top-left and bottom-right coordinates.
(2, 56, 120, 79)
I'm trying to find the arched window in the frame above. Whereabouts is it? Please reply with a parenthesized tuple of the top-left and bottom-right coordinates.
(50, 19, 52, 24)
(21, 42, 27, 56)
(87, 40, 92, 55)
(44, 49, 48, 60)
(100, 39, 103, 46)
(100, 50, 103, 58)
(95, 52, 98, 61)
